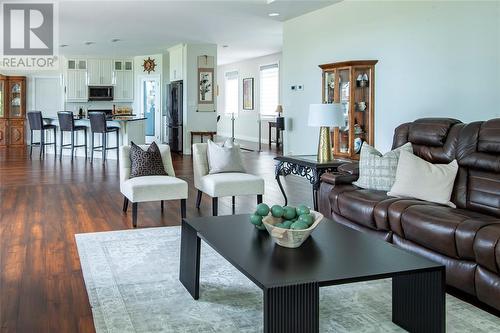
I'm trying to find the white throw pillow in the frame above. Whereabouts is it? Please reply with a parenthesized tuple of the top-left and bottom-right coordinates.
(353, 142, 413, 191)
(207, 139, 245, 174)
(388, 150, 458, 207)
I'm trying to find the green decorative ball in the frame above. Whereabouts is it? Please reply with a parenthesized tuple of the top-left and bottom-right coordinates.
(250, 214, 263, 226)
(271, 205, 284, 218)
(299, 214, 314, 226)
(274, 222, 285, 229)
(255, 223, 266, 231)
(283, 206, 297, 220)
(290, 221, 309, 230)
(256, 203, 270, 216)
(296, 205, 310, 216)
(282, 220, 294, 228)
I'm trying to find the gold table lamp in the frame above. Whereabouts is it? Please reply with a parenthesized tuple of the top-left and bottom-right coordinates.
(308, 103, 343, 163)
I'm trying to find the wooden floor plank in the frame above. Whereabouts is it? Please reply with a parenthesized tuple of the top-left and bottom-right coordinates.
(0, 144, 313, 333)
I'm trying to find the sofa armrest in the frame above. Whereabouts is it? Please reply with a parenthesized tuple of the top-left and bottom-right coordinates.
(321, 162, 359, 185)
(338, 162, 359, 175)
(320, 172, 358, 185)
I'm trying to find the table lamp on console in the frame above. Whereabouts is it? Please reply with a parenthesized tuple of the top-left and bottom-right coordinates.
(308, 103, 343, 163)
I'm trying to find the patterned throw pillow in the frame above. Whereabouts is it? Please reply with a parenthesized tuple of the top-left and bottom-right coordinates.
(353, 142, 413, 191)
(129, 142, 168, 178)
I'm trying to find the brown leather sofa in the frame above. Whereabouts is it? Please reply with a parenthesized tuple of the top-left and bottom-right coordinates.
(319, 118, 500, 311)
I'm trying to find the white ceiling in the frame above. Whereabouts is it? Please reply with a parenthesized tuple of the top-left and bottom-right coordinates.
(57, 0, 338, 65)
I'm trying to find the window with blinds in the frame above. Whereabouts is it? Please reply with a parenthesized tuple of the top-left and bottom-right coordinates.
(259, 63, 279, 117)
(225, 71, 239, 115)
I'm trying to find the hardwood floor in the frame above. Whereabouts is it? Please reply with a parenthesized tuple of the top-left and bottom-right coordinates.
(0, 144, 313, 333)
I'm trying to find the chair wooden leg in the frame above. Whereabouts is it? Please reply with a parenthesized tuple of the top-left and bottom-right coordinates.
(116, 130, 119, 160)
(90, 133, 94, 163)
(71, 130, 75, 160)
(212, 197, 218, 216)
(84, 128, 88, 159)
(30, 130, 33, 158)
(59, 130, 63, 160)
(40, 130, 44, 158)
(53, 128, 57, 156)
(232, 196, 235, 215)
(132, 202, 138, 228)
(196, 190, 202, 209)
(257, 194, 263, 205)
(122, 197, 129, 212)
(161, 200, 164, 213)
(102, 133, 106, 163)
(181, 199, 187, 219)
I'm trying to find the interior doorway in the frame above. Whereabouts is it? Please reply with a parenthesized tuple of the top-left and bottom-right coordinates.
(140, 75, 161, 143)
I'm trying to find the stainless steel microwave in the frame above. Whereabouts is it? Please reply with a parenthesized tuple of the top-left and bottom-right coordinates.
(88, 86, 113, 101)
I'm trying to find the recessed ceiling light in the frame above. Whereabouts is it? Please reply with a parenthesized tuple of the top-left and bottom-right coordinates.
(84, 41, 95, 45)
(222, 45, 229, 48)
(268, 12, 280, 17)
(111, 38, 121, 43)
(60, 44, 68, 47)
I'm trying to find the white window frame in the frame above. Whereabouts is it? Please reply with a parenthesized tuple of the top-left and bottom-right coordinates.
(224, 70, 239, 116)
(259, 62, 280, 119)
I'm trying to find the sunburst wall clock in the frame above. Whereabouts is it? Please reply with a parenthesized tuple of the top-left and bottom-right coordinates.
(143, 57, 156, 74)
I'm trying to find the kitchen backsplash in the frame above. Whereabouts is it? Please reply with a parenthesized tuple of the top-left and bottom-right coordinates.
(66, 101, 134, 113)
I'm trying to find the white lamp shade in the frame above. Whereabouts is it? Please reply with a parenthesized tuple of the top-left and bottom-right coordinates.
(308, 103, 343, 127)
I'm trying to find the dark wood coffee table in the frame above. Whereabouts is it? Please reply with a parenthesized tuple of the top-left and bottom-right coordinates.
(179, 215, 445, 333)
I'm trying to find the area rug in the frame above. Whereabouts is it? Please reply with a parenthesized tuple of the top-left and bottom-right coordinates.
(75, 226, 500, 332)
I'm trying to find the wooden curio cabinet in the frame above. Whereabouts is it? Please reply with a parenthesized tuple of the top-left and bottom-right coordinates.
(0, 75, 26, 147)
(0, 75, 6, 146)
(319, 60, 377, 159)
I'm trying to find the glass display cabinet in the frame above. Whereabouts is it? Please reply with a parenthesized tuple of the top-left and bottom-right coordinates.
(319, 60, 377, 159)
(0, 76, 26, 146)
(8, 78, 25, 118)
(0, 75, 5, 146)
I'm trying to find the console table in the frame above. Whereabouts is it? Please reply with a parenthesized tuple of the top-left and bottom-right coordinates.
(190, 131, 216, 147)
(274, 155, 351, 210)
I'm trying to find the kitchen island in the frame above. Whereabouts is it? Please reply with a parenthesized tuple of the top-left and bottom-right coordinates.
(42, 116, 147, 159)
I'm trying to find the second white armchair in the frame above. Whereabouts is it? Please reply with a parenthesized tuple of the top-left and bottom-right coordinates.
(192, 143, 265, 216)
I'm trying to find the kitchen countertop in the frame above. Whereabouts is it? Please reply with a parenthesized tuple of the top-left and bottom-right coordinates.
(44, 116, 147, 122)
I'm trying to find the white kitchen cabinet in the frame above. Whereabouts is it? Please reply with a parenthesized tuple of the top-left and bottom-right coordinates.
(113, 59, 134, 101)
(88, 59, 113, 86)
(169, 45, 184, 81)
(65, 70, 87, 101)
(65, 58, 88, 101)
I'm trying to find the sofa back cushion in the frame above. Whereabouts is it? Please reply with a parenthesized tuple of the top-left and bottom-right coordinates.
(454, 120, 500, 217)
(392, 118, 463, 164)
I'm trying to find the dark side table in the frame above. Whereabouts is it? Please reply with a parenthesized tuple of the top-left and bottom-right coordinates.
(274, 155, 352, 210)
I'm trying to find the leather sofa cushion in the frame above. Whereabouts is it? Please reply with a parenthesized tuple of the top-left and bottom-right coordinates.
(478, 119, 500, 154)
(399, 205, 498, 259)
(475, 266, 500, 310)
(336, 189, 394, 230)
(474, 223, 500, 274)
(393, 234, 477, 296)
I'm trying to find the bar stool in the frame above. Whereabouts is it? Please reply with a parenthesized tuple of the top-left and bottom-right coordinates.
(27, 111, 57, 159)
(89, 112, 119, 163)
(57, 111, 88, 160)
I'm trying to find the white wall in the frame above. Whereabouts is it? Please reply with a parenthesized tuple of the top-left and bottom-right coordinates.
(183, 44, 218, 154)
(133, 54, 164, 142)
(217, 53, 282, 143)
(282, 1, 500, 155)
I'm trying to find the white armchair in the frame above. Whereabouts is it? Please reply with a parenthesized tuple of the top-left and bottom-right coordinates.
(119, 144, 188, 227)
(192, 143, 265, 216)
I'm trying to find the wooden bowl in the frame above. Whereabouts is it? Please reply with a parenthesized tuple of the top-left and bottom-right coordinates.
(262, 211, 324, 248)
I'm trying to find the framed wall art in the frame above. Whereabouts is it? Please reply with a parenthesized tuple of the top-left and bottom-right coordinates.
(198, 68, 214, 105)
(242, 77, 254, 110)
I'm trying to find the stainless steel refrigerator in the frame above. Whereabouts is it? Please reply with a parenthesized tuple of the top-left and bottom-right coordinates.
(163, 81, 183, 153)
